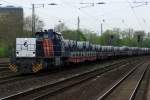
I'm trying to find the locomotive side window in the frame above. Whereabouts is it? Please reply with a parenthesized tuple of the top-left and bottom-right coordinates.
(43, 34, 48, 39)
(35, 32, 43, 40)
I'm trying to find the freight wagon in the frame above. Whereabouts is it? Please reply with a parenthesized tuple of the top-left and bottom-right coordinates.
(9, 29, 150, 73)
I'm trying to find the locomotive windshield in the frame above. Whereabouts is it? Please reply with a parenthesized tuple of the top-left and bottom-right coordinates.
(35, 32, 43, 40)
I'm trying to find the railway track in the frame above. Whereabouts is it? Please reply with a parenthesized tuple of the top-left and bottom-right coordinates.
(0, 70, 17, 78)
(0, 67, 9, 71)
(0, 70, 62, 86)
(0, 62, 9, 66)
(0, 59, 138, 100)
(0, 59, 128, 86)
(0, 62, 9, 72)
(97, 62, 149, 100)
(0, 74, 23, 85)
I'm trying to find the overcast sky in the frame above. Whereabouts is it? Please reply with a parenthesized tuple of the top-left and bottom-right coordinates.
(1, 0, 150, 34)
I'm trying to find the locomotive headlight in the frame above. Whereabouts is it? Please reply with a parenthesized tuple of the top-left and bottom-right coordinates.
(16, 51, 19, 57)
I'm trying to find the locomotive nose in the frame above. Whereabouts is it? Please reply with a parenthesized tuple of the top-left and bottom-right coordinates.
(18, 62, 43, 73)
(11, 62, 33, 73)
(10, 59, 43, 73)
(19, 63, 33, 73)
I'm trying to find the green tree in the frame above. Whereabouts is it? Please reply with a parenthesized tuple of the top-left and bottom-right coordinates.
(62, 30, 86, 41)
(99, 30, 120, 46)
(54, 22, 67, 32)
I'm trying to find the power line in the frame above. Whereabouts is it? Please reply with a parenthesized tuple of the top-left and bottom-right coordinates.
(126, 0, 144, 30)
(59, 0, 104, 30)
(122, 19, 130, 28)
(62, 0, 139, 31)
(60, 0, 114, 31)
(130, 1, 149, 8)
(0, 0, 123, 31)
(127, 0, 150, 32)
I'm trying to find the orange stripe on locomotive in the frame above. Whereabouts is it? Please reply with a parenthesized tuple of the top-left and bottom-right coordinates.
(43, 39, 54, 58)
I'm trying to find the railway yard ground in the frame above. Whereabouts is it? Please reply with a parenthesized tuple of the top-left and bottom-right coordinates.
(0, 57, 150, 100)
(0, 58, 9, 63)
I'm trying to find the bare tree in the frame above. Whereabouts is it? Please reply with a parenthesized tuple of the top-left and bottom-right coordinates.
(24, 15, 44, 32)
(54, 23, 67, 32)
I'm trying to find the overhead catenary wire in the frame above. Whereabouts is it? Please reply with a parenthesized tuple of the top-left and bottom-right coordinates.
(127, 0, 150, 32)
(60, 0, 98, 24)
(1, 0, 150, 33)
(0, 0, 135, 31)
(60, 0, 141, 31)
(60, 0, 113, 31)
(126, 0, 145, 30)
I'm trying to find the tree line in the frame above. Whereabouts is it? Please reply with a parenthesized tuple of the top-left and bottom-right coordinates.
(60, 24, 150, 48)
(0, 15, 150, 57)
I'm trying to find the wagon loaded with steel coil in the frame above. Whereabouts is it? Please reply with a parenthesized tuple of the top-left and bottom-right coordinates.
(9, 29, 150, 73)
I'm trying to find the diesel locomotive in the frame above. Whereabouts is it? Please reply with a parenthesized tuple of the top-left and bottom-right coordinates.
(9, 29, 150, 73)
